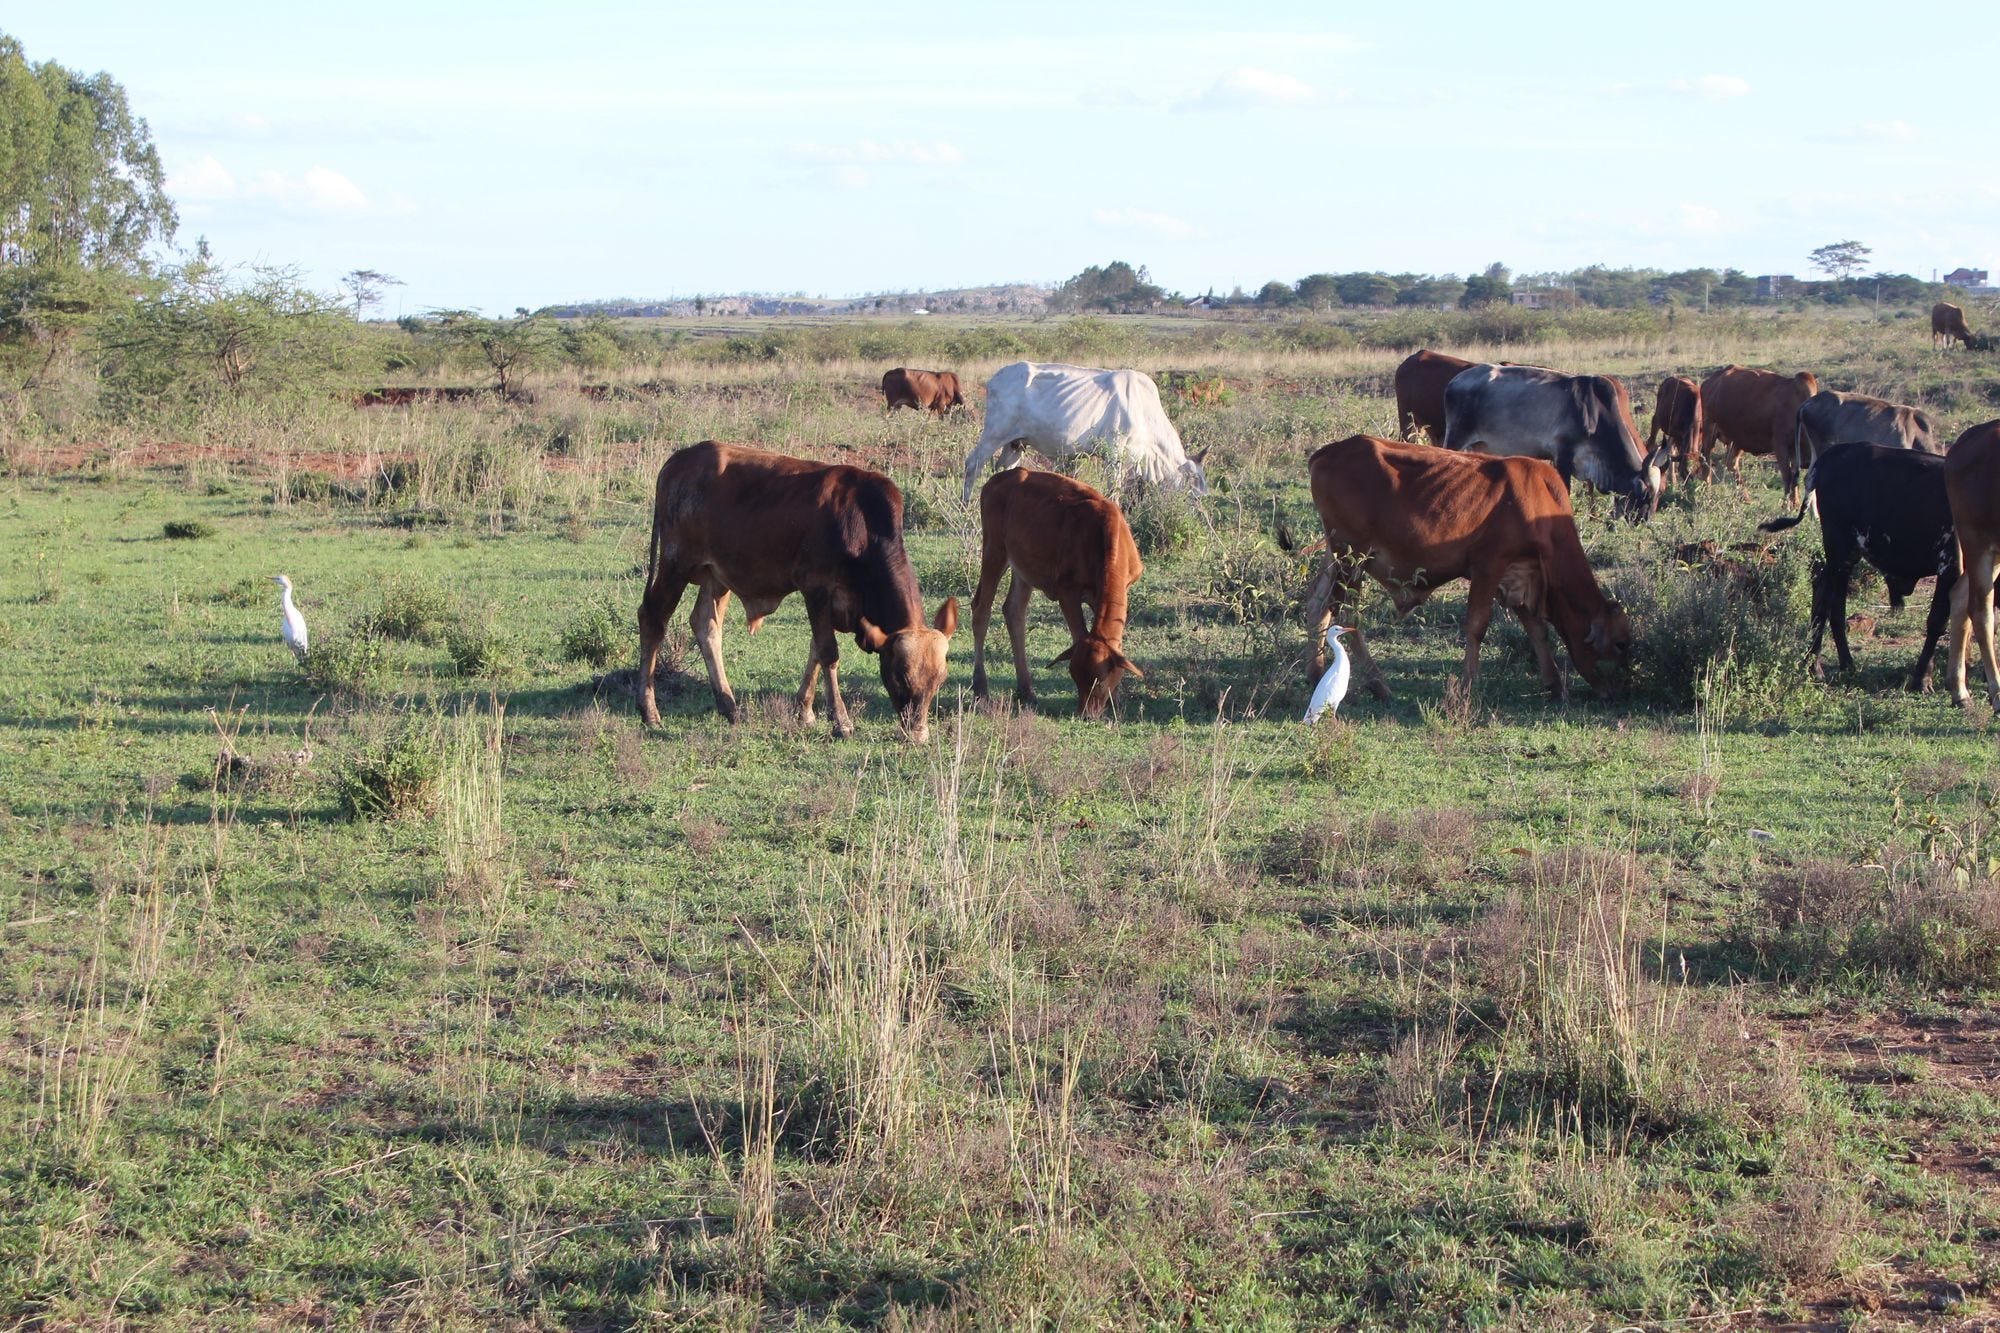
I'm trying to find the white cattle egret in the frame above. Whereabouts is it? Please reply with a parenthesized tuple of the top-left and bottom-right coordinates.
(1304, 624, 1351, 723)
(270, 575, 309, 660)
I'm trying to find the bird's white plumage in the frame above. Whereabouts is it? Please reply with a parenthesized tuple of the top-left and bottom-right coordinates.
(1303, 625, 1351, 723)
(271, 575, 309, 660)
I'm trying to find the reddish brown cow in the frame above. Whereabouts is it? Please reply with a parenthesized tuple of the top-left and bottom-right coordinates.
(1698, 365, 1821, 501)
(970, 469, 1144, 717)
(1933, 302, 1975, 349)
(1394, 349, 1476, 443)
(1946, 420, 2000, 708)
(1647, 375, 1706, 482)
(636, 442, 958, 741)
(881, 368, 964, 415)
(1302, 435, 1631, 701)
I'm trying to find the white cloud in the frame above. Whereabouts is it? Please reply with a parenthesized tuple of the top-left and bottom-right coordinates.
(165, 153, 386, 214)
(790, 139, 965, 166)
(170, 154, 238, 200)
(1678, 203, 1722, 233)
(828, 165, 872, 191)
(1818, 118, 1917, 145)
(1666, 74, 1751, 101)
(1091, 207, 1207, 240)
(1175, 67, 1318, 112)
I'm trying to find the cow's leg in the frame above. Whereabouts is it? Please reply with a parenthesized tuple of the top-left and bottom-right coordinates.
(814, 603, 855, 738)
(1003, 570, 1037, 704)
(969, 525, 1009, 700)
(1460, 573, 1498, 696)
(636, 571, 689, 727)
(962, 433, 1015, 503)
(1910, 571, 1956, 692)
(1778, 432, 1799, 507)
(796, 593, 831, 727)
(1822, 554, 1857, 673)
(690, 583, 738, 722)
(1964, 544, 2000, 708)
(1515, 607, 1567, 701)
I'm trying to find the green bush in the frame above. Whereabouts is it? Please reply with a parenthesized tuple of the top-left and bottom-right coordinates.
(364, 575, 457, 644)
(163, 519, 215, 539)
(336, 709, 446, 820)
(303, 626, 386, 695)
(1125, 484, 1201, 557)
(1626, 542, 1812, 714)
(559, 598, 627, 668)
(445, 616, 521, 678)
(1755, 859, 2000, 987)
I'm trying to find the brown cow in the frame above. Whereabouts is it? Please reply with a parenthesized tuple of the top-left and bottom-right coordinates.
(635, 442, 958, 741)
(881, 367, 964, 415)
(1933, 302, 1975, 349)
(1301, 435, 1631, 702)
(1394, 349, 1476, 443)
(1946, 420, 2000, 708)
(1698, 365, 1821, 502)
(1647, 375, 1706, 482)
(970, 469, 1144, 717)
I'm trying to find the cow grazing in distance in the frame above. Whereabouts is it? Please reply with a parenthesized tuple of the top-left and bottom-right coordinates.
(1647, 376, 1706, 483)
(1301, 435, 1632, 702)
(1792, 390, 1937, 475)
(964, 361, 1207, 502)
(881, 368, 964, 416)
(1933, 302, 1975, 349)
(1759, 442, 1958, 690)
(1394, 349, 1477, 443)
(1698, 365, 1821, 502)
(636, 442, 958, 742)
(1946, 420, 2000, 708)
(1442, 364, 1668, 520)
(970, 469, 1144, 718)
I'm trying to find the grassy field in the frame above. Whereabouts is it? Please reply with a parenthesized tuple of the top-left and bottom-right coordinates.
(4, 312, 2000, 1330)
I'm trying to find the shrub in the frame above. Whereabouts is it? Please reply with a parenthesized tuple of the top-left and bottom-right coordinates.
(364, 574, 457, 644)
(445, 616, 521, 678)
(1755, 857, 2000, 986)
(559, 598, 627, 668)
(337, 708, 446, 820)
(1625, 541, 1812, 714)
(1125, 484, 1201, 557)
(302, 626, 386, 695)
(163, 519, 215, 539)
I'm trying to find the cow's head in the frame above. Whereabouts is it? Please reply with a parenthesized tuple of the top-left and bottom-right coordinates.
(1577, 598, 1634, 696)
(1614, 444, 1672, 522)
(1180, 446, 1211, 496)
(1051, 635, 1143, 719)
(856, 598, 958, 742)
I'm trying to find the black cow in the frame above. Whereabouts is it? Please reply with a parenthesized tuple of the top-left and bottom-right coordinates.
(1442, 364, 1669, 520)
(1759, 441, 1959, 690)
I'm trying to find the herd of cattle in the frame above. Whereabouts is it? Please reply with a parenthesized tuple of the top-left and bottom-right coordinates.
(631, 348, 2000, 739)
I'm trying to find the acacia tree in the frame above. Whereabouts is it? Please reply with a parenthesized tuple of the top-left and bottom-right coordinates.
(426, 310, 556, 395)
(340, 269, 403, 320)
(1808, 240, 1871, 281)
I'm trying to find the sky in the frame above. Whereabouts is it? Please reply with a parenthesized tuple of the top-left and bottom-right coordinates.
(12, 1, 1998, 314)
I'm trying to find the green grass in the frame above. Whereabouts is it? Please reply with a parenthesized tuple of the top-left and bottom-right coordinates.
(3, 314, 2000, 1329)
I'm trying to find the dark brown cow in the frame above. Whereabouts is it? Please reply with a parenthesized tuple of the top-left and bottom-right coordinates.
(1946, 420, 2000, 708)
(1933, 302, 1975, 349)
(970, 469, 1144, 718)
(1647, 375, 1706, 482)
(636, 442, 958, 741)
(1393, 349, 1476, 443)
(1698, 364, 1821, 501)
(1301, 435, 1632, 702)
(881, 368, 964, 415)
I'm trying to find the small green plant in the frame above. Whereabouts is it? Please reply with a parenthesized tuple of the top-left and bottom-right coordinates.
(364, 574, 458, 644)
(558, 598, 626, 668)
(445, 616, 521, 678)
(1125, 483, 1200, 557)
(1627, 541, 1811, 714)
(163, 519, 215, 540)
(302, 625, 386, 694)
(337, 708, 446, 820)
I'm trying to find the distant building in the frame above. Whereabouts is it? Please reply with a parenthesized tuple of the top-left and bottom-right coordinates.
(1510, 289, 1563, 309)
(1756, 274, 1794, 298)
(1944, 267, 1990, 290)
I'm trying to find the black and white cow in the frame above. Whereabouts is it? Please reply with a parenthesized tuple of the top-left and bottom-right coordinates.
(1442, 364, 1668, 520)
(1760, 441, 1959, 690)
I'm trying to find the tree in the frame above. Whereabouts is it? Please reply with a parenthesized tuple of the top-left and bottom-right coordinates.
(1334, 272, 1400, 306)
(1050, 261, 1163, 313)
(339, 269, 403, 321)
(1461, 262, 1513, 308)
(1255, 280, 1295, 308)
(1294, 273, 1341, 310)
(425, 309, 556, 395)
(1808, 240, 1871, 281)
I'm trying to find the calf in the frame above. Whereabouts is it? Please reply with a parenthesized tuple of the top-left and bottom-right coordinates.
(1302, 435, 1631, 702)
(1393, 349, 1476, 444)
(1759, 442, 1958, 690)
(636, 442, 958, 741)
(1946, 420, 2000, 708)
(1933, 302, 1975, 349)
(881, 368, 964, 416)
(1647, 376, 1706, 483)
(971, 469, 1144, 717)
(1699, 365, 1821, 502)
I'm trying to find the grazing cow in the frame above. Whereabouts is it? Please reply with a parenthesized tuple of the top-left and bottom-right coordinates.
(970, 469, 1144, 717)
(881, 367, 964, 416)
(1442, 364, 1668, 519)
(1647, 376, 1706, 483)
(1946, 420, 2000, 708)
(1933, 302, 1975, 349)
(1759, 442, 1958, 689)
(1393, 349, 1477, 444)
(963, 361, 1207, 501)
(1698, 365, 1821, 502)
(1301, 435, 1632, 702)
(1792, 390, 1937, 475)
(636, 442, 958, 742)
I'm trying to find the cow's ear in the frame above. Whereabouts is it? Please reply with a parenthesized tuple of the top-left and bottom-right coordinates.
(855, 617, 889, 653)
(1117, 653, 1144, 680)
(1189, 446, 1210, 465)
(933, 597, 958, 637)
(1049, 646, 1074, 667)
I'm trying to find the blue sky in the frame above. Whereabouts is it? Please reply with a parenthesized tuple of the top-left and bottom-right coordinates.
(13, 1, 1997, 314)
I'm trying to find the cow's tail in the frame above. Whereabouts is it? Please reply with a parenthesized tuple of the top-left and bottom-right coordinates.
(1758, 458, 1819, 533)
(643, 479, 666, 592)
(1791, 410, 1811, 480)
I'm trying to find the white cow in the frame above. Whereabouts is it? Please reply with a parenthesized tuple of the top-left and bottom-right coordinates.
(962, 361, 1208, 502)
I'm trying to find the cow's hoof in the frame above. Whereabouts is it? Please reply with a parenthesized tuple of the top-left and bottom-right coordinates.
(832, 721, 855, 739)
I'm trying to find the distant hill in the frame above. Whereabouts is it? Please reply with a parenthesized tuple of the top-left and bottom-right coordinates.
(539, 283, 1050, 320)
